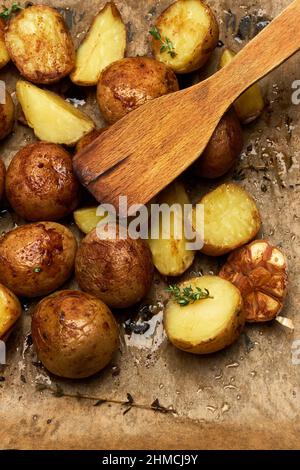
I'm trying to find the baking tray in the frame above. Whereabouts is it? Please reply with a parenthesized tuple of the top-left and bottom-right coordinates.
(1, 0, 300, 450)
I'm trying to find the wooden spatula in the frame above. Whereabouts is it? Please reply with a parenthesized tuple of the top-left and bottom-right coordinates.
(74, 0, 300, 214)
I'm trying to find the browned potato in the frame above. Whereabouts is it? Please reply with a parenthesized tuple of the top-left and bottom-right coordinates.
(0, 159, 6, 200)
(97, 57, 179, 124)
(0, 283, 22, 341)
(76, 128, 107, 153)
(0, 222, 77, 298)
(6, 143, 80, 221)
(220, 240, 288, 323)
(0, 89, 15, 140)
(5, 5, 75, 84)
(151, 0, 219, 74)
(76, 225, 154, 308)
(32, 290, 119, 379)
(0, 18, 10, 69)
(194, 109, 243, 179)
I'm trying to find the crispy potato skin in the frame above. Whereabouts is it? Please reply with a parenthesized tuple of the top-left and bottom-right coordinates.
(76, 128, 107, 153)
(76, 225, 154, 308)
(0, 283, 22, 341)
(32, 290, 119, 379)
(220, 240, 288, 322)
(0, 18, 10, 69)
(6, 143, 80, 222)
(194, 109, 243, 179)
(152, 0, 219, 74)
(5, 5, 75, 84)
(0, 90, 15, 140)
(0, 159, 6, 200)
(0, 222, 77, 298)
(97, 57, 179, 124)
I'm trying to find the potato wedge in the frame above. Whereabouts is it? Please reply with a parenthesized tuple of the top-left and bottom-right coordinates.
(220, 240, 288, 323)
(194, 183, 261, 256)
(220, 49, 264, 124)
(0, 19, 10, 69)
(148, 182, 195, 277)
(17, 81, 95, 146)
(71, 3, 126, 86)
(0, 283, 22, 341)
(5, 5, 75, 84)
(74, 207, 106, 234)
(165, 276, 245, 354)
(151, 0, 219, 74)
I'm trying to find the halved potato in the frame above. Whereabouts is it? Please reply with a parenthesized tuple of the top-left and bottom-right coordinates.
(74, 207, 105, 234)
(148, 182, 195, 276)
(5, 5, 75, 84)
(151, 0, 219, 74)
(194, 183, 261, 256)
(17, 81, 95, 146)
(165, 276, 245, 354)
(0, 283, 22, 341)
(220, 49, 264, 124)
(71, 2, 126, 86)
(0, 19, 10, 69)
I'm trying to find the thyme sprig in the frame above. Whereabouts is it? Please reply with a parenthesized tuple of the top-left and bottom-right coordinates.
(166, 284, 213, 307)
(149, 26, 177, 58)
(0, 3, 23, 20)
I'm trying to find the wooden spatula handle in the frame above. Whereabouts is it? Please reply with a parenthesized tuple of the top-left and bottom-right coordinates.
(215, 0, 300, 101)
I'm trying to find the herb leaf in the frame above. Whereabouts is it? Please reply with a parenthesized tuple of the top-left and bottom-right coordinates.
(0, 3, 23, 20)
(166, 284, 213, 307)
(150, 26, 177, 58)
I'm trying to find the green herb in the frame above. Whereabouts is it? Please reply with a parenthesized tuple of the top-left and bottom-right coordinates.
(0, 3, 23, 20)
(149, 26, 177, 58)
(34, 267, 41, 273)
(166, 284, 213, 307)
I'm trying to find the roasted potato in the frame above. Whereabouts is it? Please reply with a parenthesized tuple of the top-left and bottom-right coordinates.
(71, 2, 126, 86)
(0, 222, 77, 298)
(151, 0, 219, 74)
(0, 18, 10, 69)
(148, 182, 195, 276)
(220, 49, 264, 124)
(165, 276, 245, 354)
(76, 225, 154, 308)
(0, 89, 15, 141)
(6, 143, 80, 221)
(17, 81, 95, 146)
(5, 5, 75, 84)
(74, 207, 105, 235)
(194, 183, 261, 256)
(220, 240, 288, 323)
(97, 57, 179, 124)
(194, 109, 243, 179)
(0, 159, 6, 201)
(0, 283, 22, 341)
(32, 290, 119, 379)
(76, 128, 107, 153)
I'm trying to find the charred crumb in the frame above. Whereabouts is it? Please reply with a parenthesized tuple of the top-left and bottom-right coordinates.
(32, 361, 43, 369)
(112, 365, 120, 377)
(20, 374, 27, 384)
(261, 183, 268, 193)
(124, 318, 150, 335)
(24, 333, 33, 348)
(0, 376, 5, 382)
(247, 144, 253, 152)
(236, 15, 252, 41)
(124, 393, 134, 406)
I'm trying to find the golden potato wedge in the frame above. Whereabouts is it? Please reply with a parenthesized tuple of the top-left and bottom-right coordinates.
(165, 276, 245, 354)
(148, 182, 195, 277)
(151, 0, 219, 74)
(194, 183, 261, 256)
(0, 19, 10, 69)
(0, 89, 15, 140)
(220, 49, 264, 124)
(74, 207, 106, 234)
(71, 2, 126, 86)
(220, 240, 288, 323)
(0, 283, 22, 341)
(17, 81, 95, 146)
(5, 5, 75, 84)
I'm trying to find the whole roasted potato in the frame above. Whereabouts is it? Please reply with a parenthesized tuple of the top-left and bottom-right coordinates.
(0, 18, 10, 69)
(0, 283, 22, 341)
(0, 222, 77, 298)
(151, 0, 219, 74)
(76, 225, 154, 308)
(5, 5, 75, 84)
(194, 109, 243, 179)
(97, 57, 179, 124)
(32, 290, 119, 379)
(0, 89, 15, 140)
(0, 159, 6, 201)
(6, 143, 80, 221)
